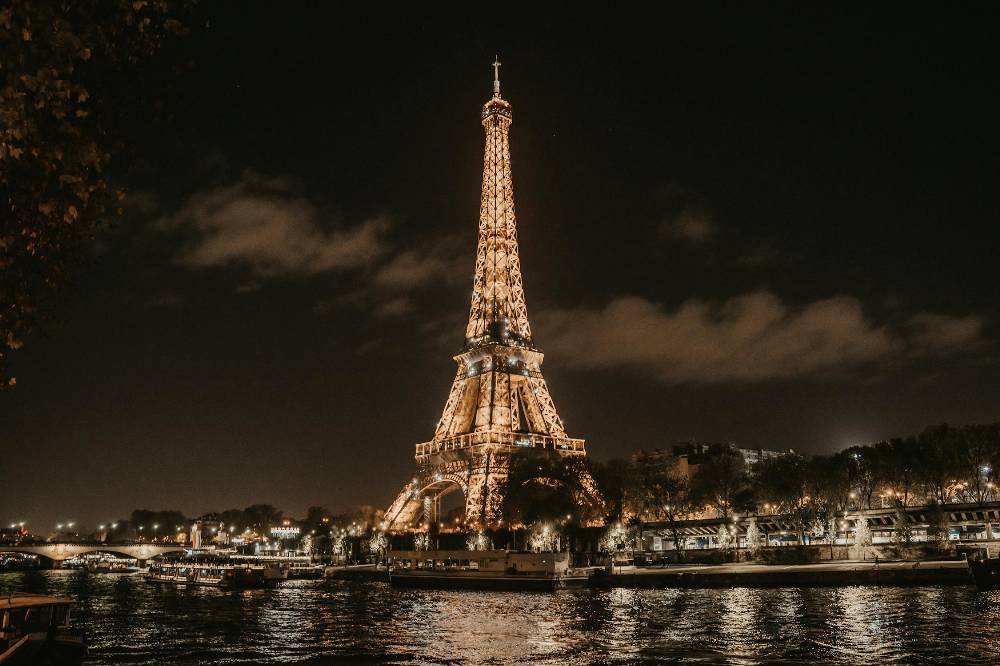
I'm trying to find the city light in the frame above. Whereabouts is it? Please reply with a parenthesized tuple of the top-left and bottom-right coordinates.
(1, 48, 994, 662)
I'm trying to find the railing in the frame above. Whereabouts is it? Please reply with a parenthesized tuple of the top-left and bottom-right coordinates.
(415, 431, 586, 459)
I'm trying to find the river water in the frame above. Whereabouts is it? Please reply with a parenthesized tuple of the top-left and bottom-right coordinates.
(2, 571, 999, 664)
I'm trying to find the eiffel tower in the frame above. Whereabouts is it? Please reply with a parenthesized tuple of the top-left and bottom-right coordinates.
(384, 60, 592, 532)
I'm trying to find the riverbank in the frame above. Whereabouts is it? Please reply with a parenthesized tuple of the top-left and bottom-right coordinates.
(328, 559, 973, 588)
(592, 560, 973, 588)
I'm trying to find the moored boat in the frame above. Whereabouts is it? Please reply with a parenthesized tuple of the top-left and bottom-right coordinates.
(89, 558, 140, 575)
(287, 563, 325, 579)
(388, 550, 589, 591)
(0, 593, 85, 665)
(969, 555, 1000, 590)
(146, 555, 282, 589)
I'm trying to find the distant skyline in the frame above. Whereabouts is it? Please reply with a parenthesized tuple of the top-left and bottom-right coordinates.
(3, 6, 999, 529)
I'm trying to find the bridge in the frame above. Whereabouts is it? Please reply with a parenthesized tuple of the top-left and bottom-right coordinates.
(0, 541, 185, 564)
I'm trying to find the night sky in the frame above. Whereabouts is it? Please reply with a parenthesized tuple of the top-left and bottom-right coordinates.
(4, 6, 999, 530)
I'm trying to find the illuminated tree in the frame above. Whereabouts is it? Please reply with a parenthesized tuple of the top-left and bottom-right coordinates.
(527, 522, 558, 552)
(716, 524, 732, 552)
(745, 518, 764, 557)
(853, 515, 872, 549)
(368, 531, 387, 555)
(465, 531, 490, 551)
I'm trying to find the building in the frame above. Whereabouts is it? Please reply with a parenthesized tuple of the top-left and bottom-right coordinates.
(672, 440, 794, 470)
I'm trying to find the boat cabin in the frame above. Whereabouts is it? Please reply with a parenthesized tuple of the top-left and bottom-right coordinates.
(0, 593, 83, 664)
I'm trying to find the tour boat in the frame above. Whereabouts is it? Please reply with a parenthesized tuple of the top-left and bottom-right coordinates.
(146, 556, 283, 589)
(387, 550, 590, 591)
(286, 562, 325, 579)
(89, 558, 140, 575)
(0, 593, 86, 665)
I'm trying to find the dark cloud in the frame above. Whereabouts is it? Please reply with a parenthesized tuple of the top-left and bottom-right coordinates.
(536, 291, 985, 384)
(661, 207, 716, 243)
(371, 235, 467, 291)
(373, 297, 414, 318)
(160, 172, 390, 277)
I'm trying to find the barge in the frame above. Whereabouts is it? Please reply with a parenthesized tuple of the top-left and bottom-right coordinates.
(388, 550, 589, 591)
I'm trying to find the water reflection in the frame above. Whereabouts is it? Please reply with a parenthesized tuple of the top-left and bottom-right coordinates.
(2, 572, 999, 664)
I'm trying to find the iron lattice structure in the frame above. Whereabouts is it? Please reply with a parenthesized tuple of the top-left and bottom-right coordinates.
(384, 62, 595, 532)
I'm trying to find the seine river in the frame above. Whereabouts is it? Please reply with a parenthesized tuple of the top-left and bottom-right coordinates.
(3, 571, 1000, 664)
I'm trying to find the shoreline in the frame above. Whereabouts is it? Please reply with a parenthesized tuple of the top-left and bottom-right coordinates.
(591, 559, 973, 588)
(328, 559, 974, 588)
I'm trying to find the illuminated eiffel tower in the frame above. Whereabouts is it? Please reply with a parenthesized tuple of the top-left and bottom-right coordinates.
(384, 60, 592, 531)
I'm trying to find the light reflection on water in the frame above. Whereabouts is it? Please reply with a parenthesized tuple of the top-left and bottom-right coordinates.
(3, 571, 1000, 664)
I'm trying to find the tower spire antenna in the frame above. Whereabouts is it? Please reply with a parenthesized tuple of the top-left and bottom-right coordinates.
(492, 55, 501, 97)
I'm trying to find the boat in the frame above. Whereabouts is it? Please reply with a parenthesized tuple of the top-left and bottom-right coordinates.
(0, 556, 38, 573)
(89, 558, 140, 575)
(968, 552, 1000, 590)
(145, 555, 283, 589)
(287, 563, 325, 579)
(0, 593, 86, 665)
(59, 557, 87, 570)
(388, 550, 590, 591)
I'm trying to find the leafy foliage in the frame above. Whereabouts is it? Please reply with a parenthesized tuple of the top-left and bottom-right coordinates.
(689, 444, 749, 520)
(0, 0, 189, 385)
(502, 448, 600, 526)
